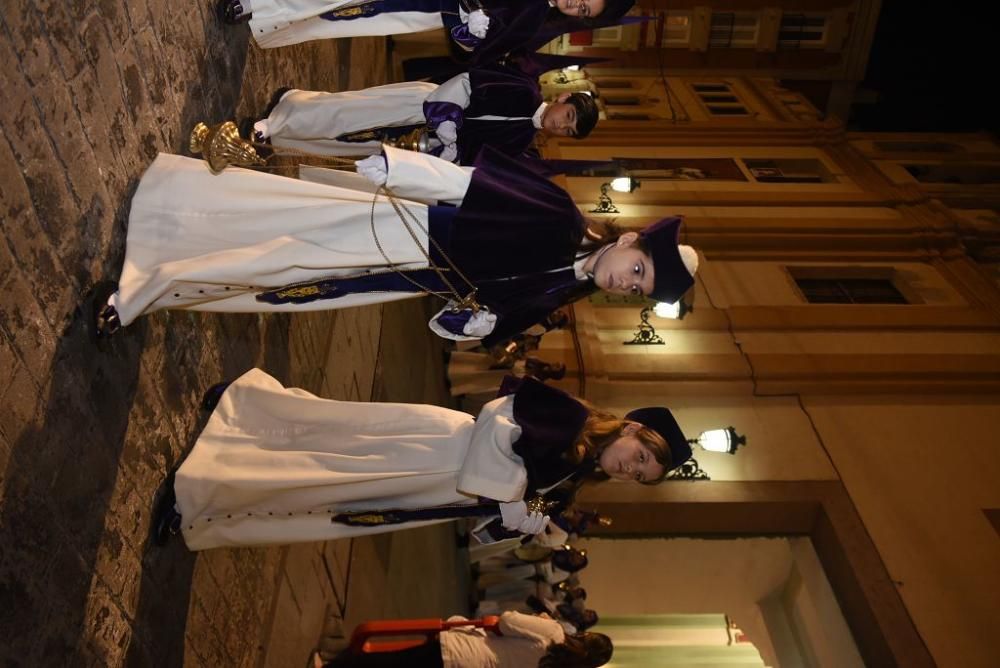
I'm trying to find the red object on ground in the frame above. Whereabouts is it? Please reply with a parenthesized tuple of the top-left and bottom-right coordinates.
(349, 616, 502, 654)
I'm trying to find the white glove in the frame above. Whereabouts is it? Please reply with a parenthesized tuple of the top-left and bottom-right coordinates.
(355, 154, 388, 186)
(467, 9, 490, 38)
(439, 143, 459, 163)
(435, 120, 458, 145)
(499, 501, 550, 535)
(463, 309, 497, 337)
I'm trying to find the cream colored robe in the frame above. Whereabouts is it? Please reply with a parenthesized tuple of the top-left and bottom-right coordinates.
(110, 146, 471, 326)
(264, 82, 438, 156)
(248, 0, 444, 49)
(174, 368, 527, 550)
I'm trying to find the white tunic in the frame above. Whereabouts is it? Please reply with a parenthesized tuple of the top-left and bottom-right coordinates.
(110, 146, 472, 326)
(174, 368, 527, 550)
(248, 0, 445, 49)
(263, 82, 439, 156)
(262, 75, 545, 160)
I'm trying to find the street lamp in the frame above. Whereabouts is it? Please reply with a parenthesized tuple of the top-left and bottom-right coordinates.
(666, 427, 747, 481)
(690, 426, 747, 455)
(653, 298, 692, 320)
(623, 306, 664, 345)
(589, 177, 640, 214)
(667, 458, 710, 480)
(609, 176, 640, 193)
(553, 64, 581, 84)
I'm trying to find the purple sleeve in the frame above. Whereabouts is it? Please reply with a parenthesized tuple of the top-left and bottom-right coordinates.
(449, 23, 482, 52)
(423, 100, 465, 130)
(434, 309, 473, 336)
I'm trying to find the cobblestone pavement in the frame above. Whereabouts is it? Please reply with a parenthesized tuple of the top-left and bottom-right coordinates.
(0, 3, 465, 667)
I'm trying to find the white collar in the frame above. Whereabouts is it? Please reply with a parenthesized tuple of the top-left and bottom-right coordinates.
(532, 102, 548, 130)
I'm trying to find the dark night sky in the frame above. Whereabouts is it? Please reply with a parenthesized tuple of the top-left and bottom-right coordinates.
(849, 0, 999, 134)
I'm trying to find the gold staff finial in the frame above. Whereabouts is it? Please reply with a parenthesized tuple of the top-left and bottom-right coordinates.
(189, 121, 266, 173)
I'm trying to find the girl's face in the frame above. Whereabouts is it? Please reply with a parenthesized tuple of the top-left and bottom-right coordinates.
(591, 232, 655, 297)
(598, 423, 665, 483)
(554, 0, 607, 18)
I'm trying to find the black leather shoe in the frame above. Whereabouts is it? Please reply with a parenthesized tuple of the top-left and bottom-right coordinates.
(201, 381, 232, 411)
(88, 280, 121, 343)
(152, 478, 182, 547)
(263, 87, 293, 119)
(217, 0, 252, 24)
(238, 116, 255, 140)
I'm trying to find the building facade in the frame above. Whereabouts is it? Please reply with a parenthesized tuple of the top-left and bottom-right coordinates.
(531, 6, 1000, 667)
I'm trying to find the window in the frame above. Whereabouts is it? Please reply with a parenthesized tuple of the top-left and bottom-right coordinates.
(710, 12, 759, 48)
(609, 113, 653, 120)
(778, 14, 828, 49)
(707, 106, 750, 116)
(874, 141, 961, 153)
(592, 25, 624, 46)
(903, 163, 1000, 185)
(605, 96, 641, 106)
(744, 159, 835, 183)
(795, 278, 907, 304)
(787, 266, 916, 304)
(661, 12, 692, 46)
(692, 83, 749, 116)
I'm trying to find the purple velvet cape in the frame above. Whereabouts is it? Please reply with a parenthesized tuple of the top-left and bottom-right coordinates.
(452, 0, 636, 66)
(433, 145, 595, 347)
(451, 0, 551, 66)
(497, 376, 593, 494)
(457, 65, 543, 164)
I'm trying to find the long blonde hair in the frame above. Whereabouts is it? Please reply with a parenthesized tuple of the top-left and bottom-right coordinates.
(571, 402, 673, 484)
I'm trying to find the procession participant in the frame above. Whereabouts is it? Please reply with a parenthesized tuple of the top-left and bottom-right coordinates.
(251, 63, 598, 164)
(218, 0, 634, 56)
(151, 372, 693, 550)
(321, 610, 613, 668)
(92, 144, 699, 347)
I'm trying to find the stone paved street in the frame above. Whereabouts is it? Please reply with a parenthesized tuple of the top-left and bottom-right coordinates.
(0, 3, 465, 667)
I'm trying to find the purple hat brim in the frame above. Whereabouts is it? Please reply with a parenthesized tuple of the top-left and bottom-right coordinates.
(640, 216, 694, 304)
(625, 406, 692, 470)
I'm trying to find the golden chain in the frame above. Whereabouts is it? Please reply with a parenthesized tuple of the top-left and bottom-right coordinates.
(251, 145, 483, 312)
(372, 185, 482, 313)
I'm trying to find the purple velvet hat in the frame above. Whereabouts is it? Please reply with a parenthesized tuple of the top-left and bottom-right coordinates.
(640, 216, 695, 304)
(624, 406, 692, 471)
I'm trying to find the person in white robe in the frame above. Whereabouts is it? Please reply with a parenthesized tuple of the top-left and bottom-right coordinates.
(219, 0, 605, 52)
(252, 67, 597, 162)
(159, 367, 691, 551)
(171, 367, 543, 550)
(240, 0, 462, 50)
(92, 143, 701, 345)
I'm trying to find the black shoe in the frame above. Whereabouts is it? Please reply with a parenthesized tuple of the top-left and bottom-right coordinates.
(217, 0, 252, 24)
(152, 476, 182, 547)
(263, 87, 293, 119)
(88, 280, 121, 343)
(201, 381, 232, 411)
(238, 116, 257, 141)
